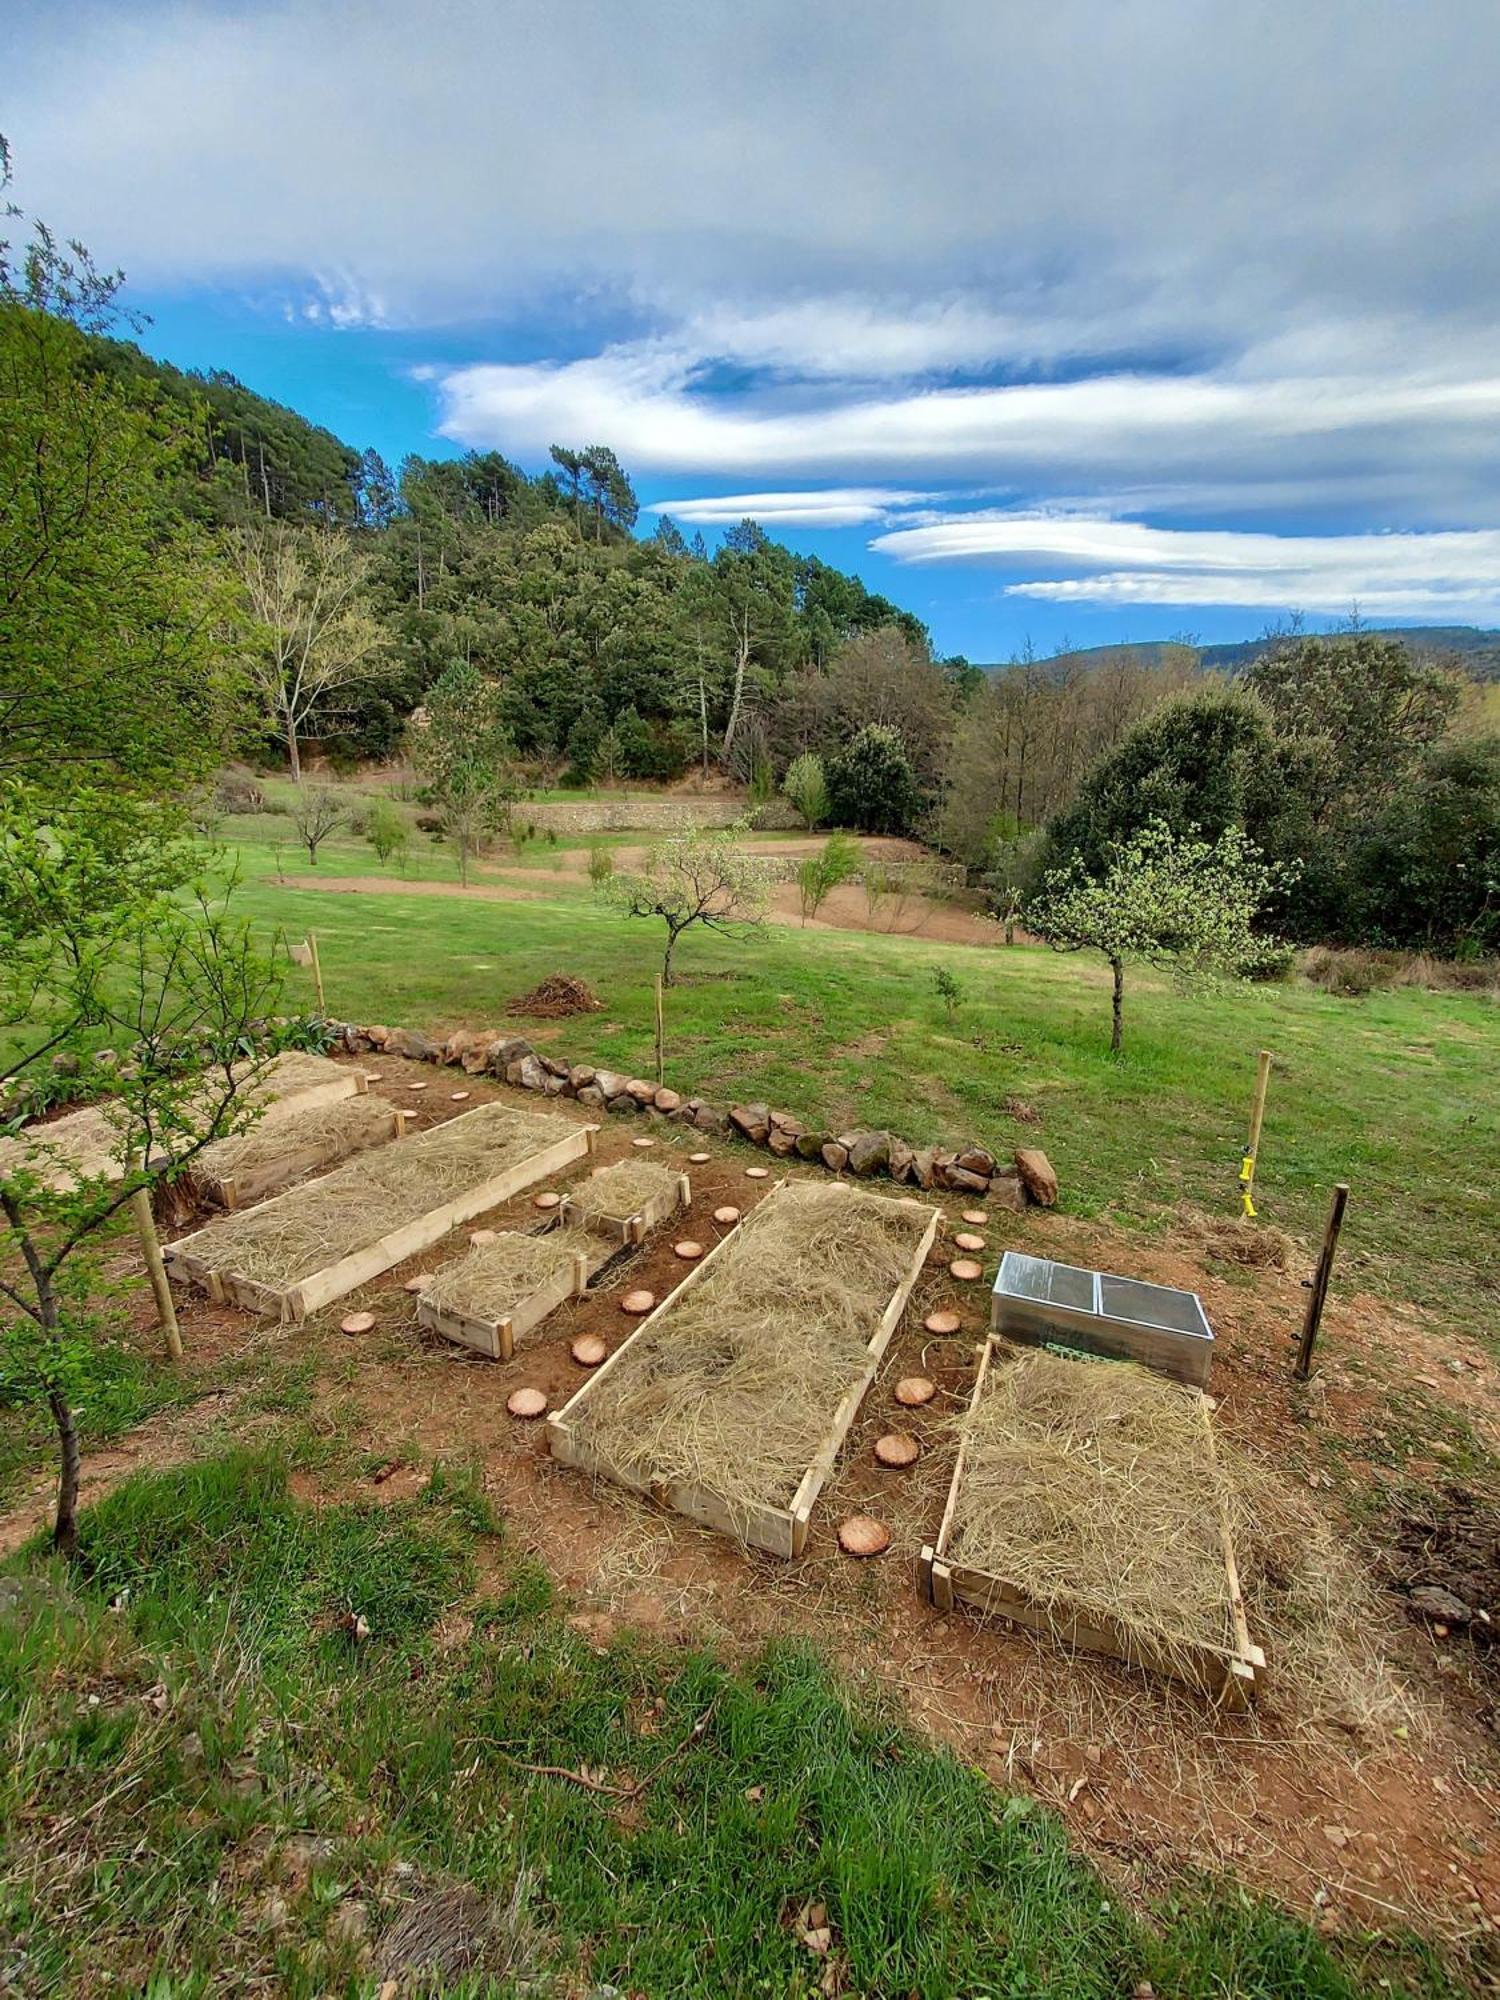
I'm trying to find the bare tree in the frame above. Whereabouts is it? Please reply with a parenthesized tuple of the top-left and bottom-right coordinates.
(600, 821, 770, 984)
(233, 522, 385, 779)
(290, 784, 346, 865)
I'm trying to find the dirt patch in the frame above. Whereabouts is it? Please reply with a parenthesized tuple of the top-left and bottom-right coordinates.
(1378, 1485, 1500, 1727)
(506, 973, 602, 1019)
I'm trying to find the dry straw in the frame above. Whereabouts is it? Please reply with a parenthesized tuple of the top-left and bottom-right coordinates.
(188, 1103, 575, 1287)
(568, 1158, 679, 1224)
(425, 1225, 597, 1321)
(192, 1091, 395, 1189)
(567, 1182, 931, 1523)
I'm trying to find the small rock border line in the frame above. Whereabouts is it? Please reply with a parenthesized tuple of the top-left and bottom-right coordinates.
(330, 1021, 1059, 1208)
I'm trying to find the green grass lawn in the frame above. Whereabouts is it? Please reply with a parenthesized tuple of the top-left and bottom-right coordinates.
(0, 1449, 1467, 1998)
(226, 826, 1500, 1348)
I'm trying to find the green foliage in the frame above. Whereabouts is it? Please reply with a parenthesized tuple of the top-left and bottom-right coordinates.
(796, 831, 862, 923)
(1352, 736, 1500, 952)
(363, 795, 410, 871)
(932, 963, 963, 1024)
(782, 750, 828, 828)
(601, 820, 770, 982)
(412, 660, 517, 884)
(1031, 820, 1287, 1051)
(586, 840, 615, 888)
(826, 723, 924, 835)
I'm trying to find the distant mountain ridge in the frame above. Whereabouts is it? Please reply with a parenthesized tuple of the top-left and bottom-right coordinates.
(980, 626, 1500, 682)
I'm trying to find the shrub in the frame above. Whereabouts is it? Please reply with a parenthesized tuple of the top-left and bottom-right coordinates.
(587, 842, 615, 888)
(932, 964, 962, 1024)
(365, 796, 410, 870)
(797, 831, 861, 923)
(213, 764, 266, 815)
(782, 751, 828, 829)
(826, 724, 923, 836)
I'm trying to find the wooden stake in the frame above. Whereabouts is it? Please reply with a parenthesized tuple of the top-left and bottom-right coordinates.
(1294, 1183, 1348, 1382)
(653, 972, 665, 1088)
(131, 1185, 183, 1361)
(307, 931, 326, 1017)
(1240, 1048, 1273, 1215)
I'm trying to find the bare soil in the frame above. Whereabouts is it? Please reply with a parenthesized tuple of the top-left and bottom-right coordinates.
(6, 1052, 1498, 1955)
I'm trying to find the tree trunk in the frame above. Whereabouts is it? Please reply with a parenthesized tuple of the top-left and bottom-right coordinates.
(286, 720, 302, 784)
(662, 925, 680, 988)
(1110, 956, 1124, 1054)
(50, 1385, 81, 1559)
(721, 612, 750, 760)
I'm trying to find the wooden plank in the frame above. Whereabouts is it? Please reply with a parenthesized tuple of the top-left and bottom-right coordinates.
(561, 1169, 690, 1246)
(925, 1343, 1260, 1706)
(550, 1182, 941, 1561)
(195, 1103, 406, 1211)
(418, 1235, 607, 1360)
(166, 1118, 597, 1324)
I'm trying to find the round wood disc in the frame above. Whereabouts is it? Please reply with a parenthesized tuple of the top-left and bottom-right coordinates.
(506, 1386, 548, 1420)
(954, 1232, 986, 1253)
(470, 1228, 498, 1246)
(962, 1209, 988, 1226)
(533, 1191, 562, 1210)
(450, 1089, 471, 1102)
(838, 1514, 892, 1557)
(403, 1274, 433, 1294)
(949, 1258, 984, 1281)
(713, 1205, 741, 1226)
(875, 1432, 920, 1468)
(407, 1081, 428, 1091)
(571, 1334, 608, 1367)
(674, 1239, 704, 1261)
(895, 1375, 937, 1407)
(688, 1151, 711, 1164)
(923, 1308, 961, 1335)
(632, 1136, 655, 1150)
(340, 1310, 375, 1335)
(745, 1165, 771, 1180)
(622, 1289, 656, 1315)
(364, 1072, 384, 1082)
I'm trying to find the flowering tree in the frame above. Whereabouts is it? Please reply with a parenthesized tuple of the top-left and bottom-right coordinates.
(600, 820, 770, 984)
(1029, 820, 1286, 1053)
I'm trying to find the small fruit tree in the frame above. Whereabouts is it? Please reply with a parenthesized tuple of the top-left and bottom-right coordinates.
(600, 820, 770, 985)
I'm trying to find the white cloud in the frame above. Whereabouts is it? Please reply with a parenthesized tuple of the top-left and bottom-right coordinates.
(869, 515, 1500, 616)
(646, 487, 931, 528)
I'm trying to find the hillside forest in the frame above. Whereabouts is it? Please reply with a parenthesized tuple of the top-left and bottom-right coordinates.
(3, 166, 1498, 958)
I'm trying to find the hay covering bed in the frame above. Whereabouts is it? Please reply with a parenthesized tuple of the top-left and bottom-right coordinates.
(549, 1180, 939, 1558)
(189, 1092, 402, 1209)
(418, 1225, 602, 1359)
(921, 1344, 1264, 1706)
(165, 1103, 594, 1322)
(561, 1158, 689, 1243)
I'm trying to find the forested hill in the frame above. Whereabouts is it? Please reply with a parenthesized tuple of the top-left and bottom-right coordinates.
(981, 627, 1500, 681)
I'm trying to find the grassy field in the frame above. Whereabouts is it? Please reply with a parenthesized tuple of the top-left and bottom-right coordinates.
(226, 818, 1500, 1347)
(0, 1446, 1464, 1998)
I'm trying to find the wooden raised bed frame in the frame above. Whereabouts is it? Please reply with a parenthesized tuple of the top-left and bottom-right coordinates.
(561, 1167, 691, 1246)
(165, 1113, 597, 1325)
(191, 1101, 406, 1212)
(548, 1181, 940, 1560)
(919, 1340, 1265, 1708)
(418, 1234, 601, 1361)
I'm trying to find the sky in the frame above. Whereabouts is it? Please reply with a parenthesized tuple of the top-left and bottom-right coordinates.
(9, 0, 1500, 662)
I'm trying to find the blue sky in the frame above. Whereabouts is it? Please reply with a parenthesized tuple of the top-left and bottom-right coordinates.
(11, 0, 1500, 662)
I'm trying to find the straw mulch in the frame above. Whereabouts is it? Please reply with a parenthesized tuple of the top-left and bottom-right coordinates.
(425, 1226, 597, 1323)
(191, 1092, 396, 1192)
(950, 1349, 1240, 1666)
(185, 1103, 576, 1287)
(0, 1103, 135, 1191)
(569, 1158, 679, 1224)
(565, 1182, 932, 1524)
(241, 1049, 351, 1107)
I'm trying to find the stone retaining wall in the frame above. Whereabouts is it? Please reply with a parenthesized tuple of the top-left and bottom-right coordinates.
(527, 796, 802, 835)
(330, 1020, 1058, 1209)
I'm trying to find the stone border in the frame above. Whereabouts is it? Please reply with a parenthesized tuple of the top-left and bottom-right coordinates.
(328, 1020, 1058, 1210)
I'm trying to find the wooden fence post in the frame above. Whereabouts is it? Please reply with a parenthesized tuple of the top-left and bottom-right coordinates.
(1240, 1048, 1273, 1216)
(1294, 1183, 1349, 1382)
(654, 973, 665, 1088)
(308, 931, 326, 1017)
(131, 1185, 183, 1361)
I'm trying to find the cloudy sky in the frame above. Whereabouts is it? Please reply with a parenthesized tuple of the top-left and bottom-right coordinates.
(9, 0, 1500, 658)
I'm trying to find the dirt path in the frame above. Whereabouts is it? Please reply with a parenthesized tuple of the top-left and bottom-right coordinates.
(5, 1055, 1496, 1950)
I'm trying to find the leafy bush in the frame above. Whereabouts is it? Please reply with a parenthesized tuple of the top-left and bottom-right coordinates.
(213, 764, 267, 815)
(826, 724, 923, 836)
(932, 964, 962, 1024)
(797, 831, 861, 922)
(364, 796, 410, 870)
(782, 751, 828, 829)
(587, 842, 615, 888)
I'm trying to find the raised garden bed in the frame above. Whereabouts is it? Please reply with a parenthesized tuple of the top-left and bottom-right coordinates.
(164, 1104, 594, 1323)
(418, 1226, 604, 1360)
(548, 1180, 939, 1558)
(560, 1158, 690, 1244)
(188, 1093, 405, 1210)
(920, 1341, 1263, 1707)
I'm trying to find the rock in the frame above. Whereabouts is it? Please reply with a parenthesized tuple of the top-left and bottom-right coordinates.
(653, 1087, 682, 1114)
(606, 1093, 639, 1116)
(730, 1103, 772, 1144)
(988, 1168, 1027, 1212)
(821, 1141, 849, 1173)
(388, 1027, 438, 1061)
(626, 1077, 657, 1104)
(576, 1084, 606, 1109)
(1411, 1584, 1472, 1626)
(692, 1103, 730, 1136)
(846, 1130, 893, 1177)
(911, 1147, 939, 1190)
(489, 1035, 533, 1070)
(366, 1026, 391, 1048)
(514, 1054, 549, 1091)
(570, 1064, 597, 1089)
(443, 1028, 481, 1063)
(888, 1137, 915, 1183)
(955, 1145, 995, 1177)
(541, 1054, 571, 1078)
(542, 1073, 567, 1095)
(769, 1110, 803, 1134)
(1015, 1147, 1059, 1206)
(794, 1130, 828, 1160)
(767, 1126, 800, 1158)
(944, 1166, 990, 1194)
(460, 1038, 501, 1074)
(593, 1069, 630, 1102)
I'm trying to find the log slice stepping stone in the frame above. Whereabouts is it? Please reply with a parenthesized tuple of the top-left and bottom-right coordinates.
(949, 1258, 984, 1281)
(470, 1228, 498, 1246)
(534, 1191, 562, 1210)
(507, 1387, 548, 1419)
(923, 1309, 961, 1335)
(875, 1432, 920, 1468)
(450, 1090, 471, 1102)
(895, 1375, 936, 1407)
(962, 1209, 987, 1225)
(839, 1515, 892, 1557)
(688, 1151, 711, 1164)
(745, 1166, 771, 1180)
(571, 1334, 608, 1367)
(713, 1205, 741, 1226)
(954, 1232, 986, 1253)
(674, 1240, 704, 1260)
(622, 1289, 656, 1315)
(403, 1274, 433, 1294)
(340, 1311, 375, 1335)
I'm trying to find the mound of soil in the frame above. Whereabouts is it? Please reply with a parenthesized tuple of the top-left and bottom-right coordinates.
(507, 973, 602, 1019)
